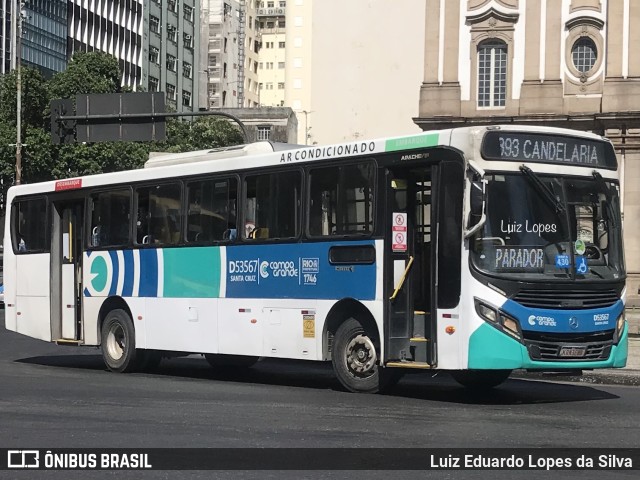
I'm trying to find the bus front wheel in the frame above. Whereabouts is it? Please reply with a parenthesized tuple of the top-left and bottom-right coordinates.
(332, 317, 391, 393)
(450, 369, 512, 389)
(101, 309, 138, 373)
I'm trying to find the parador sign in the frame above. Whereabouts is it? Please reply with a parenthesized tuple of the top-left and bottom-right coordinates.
(280, 142, 376, 163)
(481, 131, 617, 169)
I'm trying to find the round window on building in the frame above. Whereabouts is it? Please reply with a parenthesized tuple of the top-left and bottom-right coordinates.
(572, 37, 597, 74)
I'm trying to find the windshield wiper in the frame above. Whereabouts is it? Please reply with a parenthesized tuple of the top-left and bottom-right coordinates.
(520, 166, 566, 214)
(592, 170, 617, 228)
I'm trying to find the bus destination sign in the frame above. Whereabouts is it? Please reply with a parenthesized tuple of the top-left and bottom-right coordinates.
(481, 131, 617, 169)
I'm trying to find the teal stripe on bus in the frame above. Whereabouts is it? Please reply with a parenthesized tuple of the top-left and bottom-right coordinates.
(162, 247, 221, 298)
(384, 133, 440, 152)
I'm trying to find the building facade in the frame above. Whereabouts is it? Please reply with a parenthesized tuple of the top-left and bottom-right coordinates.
(0, 0, 14, 74)
(22, 0, 67, 77)
(256, 0, 286, 107)
(416, 0, 640, 304)
(284, 0, 425, 145)
(203, 0, 260, 109)
(143, 0, 201, 111)
(67, 0, 144, 89)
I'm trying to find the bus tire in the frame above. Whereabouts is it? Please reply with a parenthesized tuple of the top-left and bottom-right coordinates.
(101, 309, 138, 373)
(332, 317, 387, 393)
(450, 369, 511, 389)
(204, 354, 259, 369)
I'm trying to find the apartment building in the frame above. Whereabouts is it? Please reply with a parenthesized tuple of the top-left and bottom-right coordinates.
(203, 0, 260, 109)
(144, 0, 201, 111)
(416, 0, 640, 303)
(68, 0, 144, 88)
(256, 0, 286, 107)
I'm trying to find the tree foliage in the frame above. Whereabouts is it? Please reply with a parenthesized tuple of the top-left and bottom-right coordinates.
(0, 51, 243, 209)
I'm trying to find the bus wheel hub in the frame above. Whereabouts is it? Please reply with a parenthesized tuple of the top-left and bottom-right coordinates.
(346, 334, 376, 375)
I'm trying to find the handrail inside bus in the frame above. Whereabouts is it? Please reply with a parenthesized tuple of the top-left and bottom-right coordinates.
(389, 256, 415, 301)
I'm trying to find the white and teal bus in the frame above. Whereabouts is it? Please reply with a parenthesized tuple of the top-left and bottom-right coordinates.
(3, 125, 628, 392)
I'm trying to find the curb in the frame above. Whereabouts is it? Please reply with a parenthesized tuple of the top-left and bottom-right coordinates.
(512, 369, 640, 387)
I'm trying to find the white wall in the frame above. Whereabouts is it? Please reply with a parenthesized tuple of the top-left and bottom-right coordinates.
(288, 0, 425, 145)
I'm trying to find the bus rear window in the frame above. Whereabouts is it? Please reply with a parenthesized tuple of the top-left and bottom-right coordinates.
(12, 198, 48, 253)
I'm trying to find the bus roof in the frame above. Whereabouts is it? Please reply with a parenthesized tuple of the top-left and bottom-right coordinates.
(6, 125, 614, 198)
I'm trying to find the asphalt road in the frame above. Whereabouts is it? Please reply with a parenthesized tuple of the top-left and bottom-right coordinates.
(1, 311, 639, 480)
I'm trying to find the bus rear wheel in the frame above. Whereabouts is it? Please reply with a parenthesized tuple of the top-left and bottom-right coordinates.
(332, 318, 392, 393)
(450, 369, 512, 389)
(101, 309, 138, 373)
(204, 354, 259, 368)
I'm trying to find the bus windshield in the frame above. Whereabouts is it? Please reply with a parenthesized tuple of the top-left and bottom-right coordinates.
(470, 172, 624, 282)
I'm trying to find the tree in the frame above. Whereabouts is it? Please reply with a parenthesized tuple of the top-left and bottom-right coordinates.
(48, 51, 122, 99)
(0, 67, 49, 129)
(0, 50, 246, 193)
(155, 117, 244, 153)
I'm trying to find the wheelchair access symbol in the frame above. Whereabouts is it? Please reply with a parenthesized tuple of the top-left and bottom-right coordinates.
(576, 256, 588, 275)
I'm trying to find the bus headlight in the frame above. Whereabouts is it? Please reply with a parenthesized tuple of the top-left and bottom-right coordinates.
(500, 313, 522, 340)
(475, 299, 498, 323)
(614, 313, 626, 344)
(474, 298, 522, 341)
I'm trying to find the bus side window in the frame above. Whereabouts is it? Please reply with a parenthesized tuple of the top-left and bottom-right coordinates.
(243, 171, 300, 240)
(186, 177, 237, 243)
(90, 189, 131, 248)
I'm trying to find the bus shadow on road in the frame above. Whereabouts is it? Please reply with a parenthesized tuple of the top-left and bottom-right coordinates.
(390, 374, 620, 405)
(16, 354, 620, 404)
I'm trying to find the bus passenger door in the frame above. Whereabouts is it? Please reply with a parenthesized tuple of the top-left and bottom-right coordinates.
(385, 166, 435, 366)
(52, 200, 85, 342)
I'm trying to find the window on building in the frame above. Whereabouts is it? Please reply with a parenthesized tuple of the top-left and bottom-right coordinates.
(90, 190, 131, 248)
(278, 19, 286, 28)
(279, 1, 286, 6)
(267, 22, 275, 28)
(182, 90, 192, 107)
(135, 184, 182, 245)
(167, 54, 177, 72)
(184, 4, 193, 22)
(477, 40, 507, 108)
(149, 46, 160, 64)
(208, 84, 218, 95)
(183, 62, 192, 79)
(266, 82, 273, 90)
(308, 162, 376, 236)
(167, 24, 177, 43)
(266, 62, 274, 69)
(243, 170, 301, 240)
(168, 0, 177, 12)
(186, 178, 238, 243)
(150, 15, 160, 33)
(278, 61, 285, 69)
(267, 1, 275, 7)
(572, 37, 597, 73)
(184, 32, 194, 49)
(167, 83, 176, 100)
(149, 76, 159, 92)
(259, 82, 263, 90)
(279, 41, 285, 48)
(257, 126, 271, 140)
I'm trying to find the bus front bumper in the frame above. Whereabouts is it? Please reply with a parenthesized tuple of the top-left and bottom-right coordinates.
(467, 322, 629, 371)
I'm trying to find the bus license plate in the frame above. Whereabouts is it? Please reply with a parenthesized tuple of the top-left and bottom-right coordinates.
(559, 346, 586, 357)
